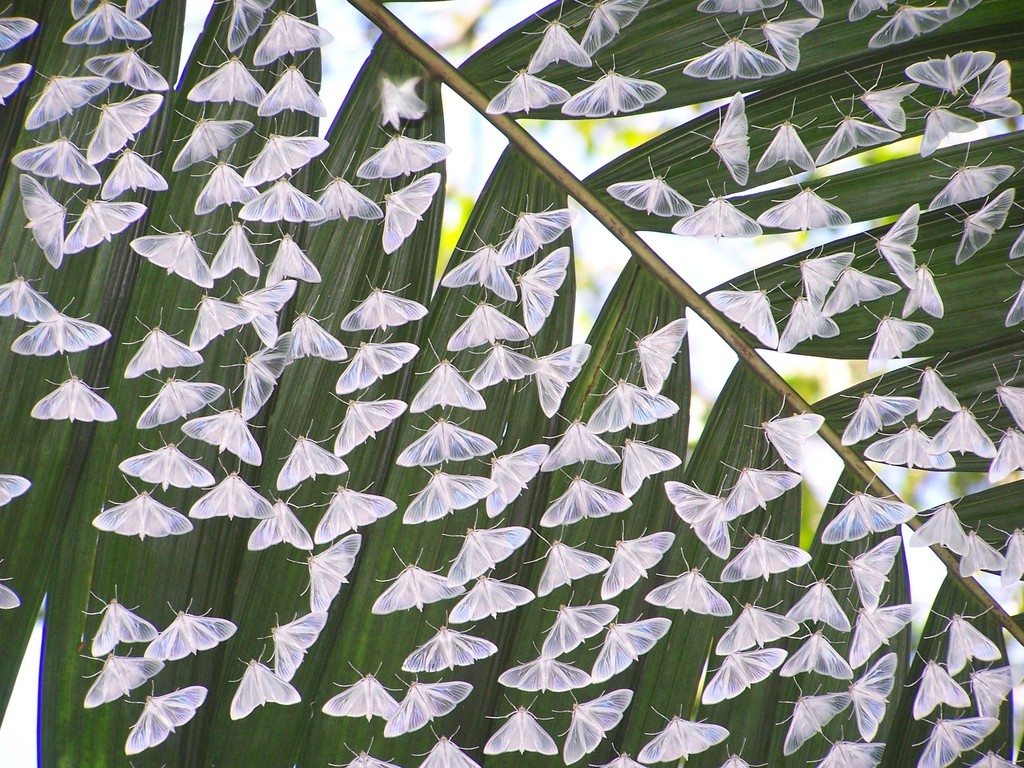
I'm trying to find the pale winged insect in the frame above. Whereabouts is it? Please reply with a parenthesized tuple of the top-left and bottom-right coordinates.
(560, 69, 666, 118)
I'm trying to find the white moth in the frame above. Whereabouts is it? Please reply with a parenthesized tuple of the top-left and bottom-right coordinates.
(998, 384, 1024, 431)
(921, 107, 978, 158)
(136, 378, 224, 430)
(238, 178, 327, 224)
(702, 647, 788, 704)
(561, 70, 666, 117)
(12, 312, 110, 357)
(486, 444, 548, 517)
(270, 615, 328, 683)
(358, 135, 451, 180)
(484, 707, 558, 756)
(712, 93, 749, 185)
(486, 71, 570, 114)
(537, 541, 610, 598)
(403, 471, 496, 525)
(581, 0, 647, 54)
(947, 614, 1001, 674)
(85, 48, 168, 91)
(716, 603, 798, 655)
(533, 343, 591, 417)
(497, 208, 574, 265)
(848, 604, 916, 669)
(918, 366, 960, 421)
(188, 472, 273, 520)
(315, 486, 397, 542)
(1001, 529, 1024, 586)
(340, 288, 428, 332)
(821, 492, 915, 545)
(194, 162, 255, 216)
(607, 174, 693, 217)
(959, 530, 1006, 578)
(238, 280, 297, 347)
(707, 289, 778, 348)
(528, 20, 591, 74)
(322, 673, 398, 720)
(563, 690, 633, 766)
(32, 376, 116, 422)
(93, 492, 191, 538)
(287, 314, 347, 363)
(970, 60, 1022, 118)
(848, 0, 896, 21)
(591, 617, 671, 682)
(621, 440, 681, 498)
(645, 567, 731, 615)
(906, 51, 995, 95)
(955, 188, 1014, 264)
(253, 12, 333, 66)
(91, 598, 158, 657)
(84, 655, 163, 709)
(411, 361, 484, 413)
(777, 297, 839, 353)
(723, 467, 801, 521)
(636, 318, 688, 393)
(665, 480, 730, 558)
(860, 82, 918, 131)
(306, 534, 362, 613)
(876, 203, 920, 287)
(227, 0, 273, 52)
(929, 163, 1013, 211)
(441, 244, 515, 301)
(848, 652, 897, 741)
(757, 187, 852, 232)
(258, 66, 326, 118)
(519, 246, 570, 335)
(903, 265, 943, 319)
(760, 17, 819, 71)
(786, 579, 850, 631)
(277, 436, 348, 491)
(448, 577, 534, 623)
(64, 200, 147, 255)
(187, 295, 254, 351)
(145, 610, 236, 661)
(335, 341, 419, 395)
(24, 75, 109, 130)
(0, 16, 37, 50)
(383, 680, 472, 738)
(241, 335, 291, 420)
(317, 177, 383, 221)
(541, 603, 618, 657)
(697, 0, 784, 11)
(848, 535, 902, 610)
(126, 0, 160, 19)
(403, 626, 497, 673)
(0, 475, 31, 507)
(990, 430, 1024, 483)
(102, 148, 167, 200)
(118, 443, 214, 490)
(470, 343, 537, 391)
(247, 499, 312, 551)
(181, 409, 261, 466)
(868, 5, 950, 49)
(815, 116, 900, 166)
(757, 121, 815, 173)
(448, 303, 529, 351)
(970, 666, 1018, 718)
(230, 660, 300, 721)
(266, 234, 320, 286)
(0, 581, 18, 610)
(125, 684, 206, 755)
(817, 742, 884, 768)
(929, 407, 996, 458)
(130, 230, 212, 289)
(0, 63, 32, 106)
(602, 531, 675, 600)
(868, 316, 934, 372)
(498, 655, 591, 693)
(172, 118, 253, 173)
(64, 1, 151, 45)
(683, 36, 785, 81)
(541, 477, 631, 527)
(396, 419, 497, 467)
(372, 563, 464, 615)
(244, 134, 329, 187)
(721, 534, 811, 582)
(382, 173, 441, 254)
(542, 421, 619, 471)
(188, 57, 267, 106)
(783, 692, 851, 756)
(866, 426, 953, 469)
(637, 717, 729, 763)
(448, 525, 530, 586)
(910, 503, 969, 554)
(380, 76, 427, 129)
(14, 139, 101, 186)
(918, 718, 999, 768)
